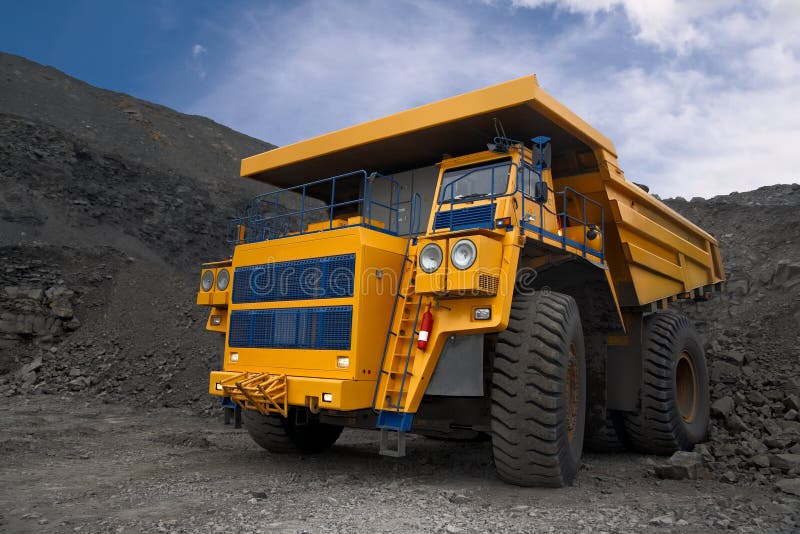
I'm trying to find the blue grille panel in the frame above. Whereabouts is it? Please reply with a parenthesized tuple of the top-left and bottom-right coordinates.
(232, 254, 355, 304)
(228, 306, 352, 350)
(433, 204, 496, 231)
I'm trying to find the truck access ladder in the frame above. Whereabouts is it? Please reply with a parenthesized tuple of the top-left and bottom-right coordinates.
(372, 244, 428, 456)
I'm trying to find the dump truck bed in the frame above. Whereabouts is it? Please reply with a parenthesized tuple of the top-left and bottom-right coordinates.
(239, 75, 723, 308)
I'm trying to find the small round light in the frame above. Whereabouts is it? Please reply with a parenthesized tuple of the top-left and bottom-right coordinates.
(201, 270, 214, 291)
(419, 243, 443, 273)
(451, 239, 477, 270)
(216, 269, 230, 291)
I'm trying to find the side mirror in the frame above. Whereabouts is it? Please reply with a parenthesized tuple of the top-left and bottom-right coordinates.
(534, 181, 548, 203)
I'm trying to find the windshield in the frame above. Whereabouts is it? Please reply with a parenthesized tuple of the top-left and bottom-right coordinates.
(438, 159, 512, 203)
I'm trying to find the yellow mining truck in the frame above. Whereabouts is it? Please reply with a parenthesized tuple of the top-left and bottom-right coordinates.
(197, 76, 724, 487)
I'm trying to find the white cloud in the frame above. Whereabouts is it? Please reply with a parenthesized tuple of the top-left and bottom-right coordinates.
(191, 1, 530, 142)
(512, 0, 750, 54)
(191, 43, 208, 80)
(187, 0, 799, 198)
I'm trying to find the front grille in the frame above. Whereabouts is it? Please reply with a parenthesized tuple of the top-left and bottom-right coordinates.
(479, 274, 499, 295)
(228, 306, 352, 350)
(433, 204, 496, 231)
(232, 254, 355, 304)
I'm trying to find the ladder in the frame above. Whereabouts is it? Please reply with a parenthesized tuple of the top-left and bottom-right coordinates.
(372, 244, 426, 456)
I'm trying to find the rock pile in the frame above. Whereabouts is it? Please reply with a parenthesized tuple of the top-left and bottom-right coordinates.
(664, 186, 800, 492)
(0, 285, 79, 346)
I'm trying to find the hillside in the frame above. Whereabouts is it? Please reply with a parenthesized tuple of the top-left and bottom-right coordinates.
(0, 52, 276, 410)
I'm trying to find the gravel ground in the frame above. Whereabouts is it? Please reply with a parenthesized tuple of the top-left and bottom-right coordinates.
(1, 395, 799, 533)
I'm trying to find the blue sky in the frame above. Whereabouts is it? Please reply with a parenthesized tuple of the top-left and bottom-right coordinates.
(2, 0, 799, 198)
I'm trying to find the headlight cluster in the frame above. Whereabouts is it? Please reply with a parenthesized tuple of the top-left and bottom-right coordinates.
(201, 270, 214, 291)
(200, 269, 230, 291)
(450, 239, 477, 270)
(419, 239, 477, 273)
(216, 269, 230, 291)
(420, 243, 443, 273)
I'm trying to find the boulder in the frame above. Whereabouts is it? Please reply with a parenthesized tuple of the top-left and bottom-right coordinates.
(45, 286, 75, 319)
(711, 361, 740, 383)
(773, 260, 800, 289)
(786, 394, 800, 412)
(711, 396, 735, 418)
(19, 288, 43, 301)
(747, 391, 767, 407)
(776, 478, 800, 496)
(726, 414, 748, 433)
(2, 286, 20, 299)
(723, 352, 746, 366)
(649, 514, 675, 526)
(67, 376, 90, 391)
(769, 454, 800, 472)
(780, 420, 800, 434)
(16, 356, 42, 377)
(653, 451, 704, 480)
(751, 454, 770, 468)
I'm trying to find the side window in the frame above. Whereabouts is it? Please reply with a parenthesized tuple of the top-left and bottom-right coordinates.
(520, 165, 536, 199)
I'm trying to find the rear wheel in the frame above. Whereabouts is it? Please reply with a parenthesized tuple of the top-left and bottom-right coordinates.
(623, 311, 709, 454)
(491, 291, 586, 487)
(243, 407, 343, 454)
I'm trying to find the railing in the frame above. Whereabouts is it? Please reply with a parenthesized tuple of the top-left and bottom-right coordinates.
(517, 162, 605, 262)
(227, 170, 404, 245)
(555, 186, 605, 262)
(434, 161, 518, 231)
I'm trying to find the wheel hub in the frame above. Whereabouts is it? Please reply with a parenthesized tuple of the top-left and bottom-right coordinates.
(675, 351, 698, 423)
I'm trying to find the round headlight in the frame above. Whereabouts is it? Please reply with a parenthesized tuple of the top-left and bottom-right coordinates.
(201, 270, 214, 291)
(216, 269, 230, 291)
(419, 243, 443, 273)
(451, 239, 477, 270)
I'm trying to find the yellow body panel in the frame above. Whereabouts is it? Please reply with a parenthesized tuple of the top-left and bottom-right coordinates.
(225, 227, 406, 382)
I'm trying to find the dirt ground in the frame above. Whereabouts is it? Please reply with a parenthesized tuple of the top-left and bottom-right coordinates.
(1, 396, 797, 533)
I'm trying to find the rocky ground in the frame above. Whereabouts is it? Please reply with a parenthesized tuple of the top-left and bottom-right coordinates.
(1, 52, 799, 531)
(2, 395, 799, 533)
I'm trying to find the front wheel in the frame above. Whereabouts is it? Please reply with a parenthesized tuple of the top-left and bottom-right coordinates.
(244, 408, 343, 454)
(491, 291, 586, 487)
(623, 311, 710, 454)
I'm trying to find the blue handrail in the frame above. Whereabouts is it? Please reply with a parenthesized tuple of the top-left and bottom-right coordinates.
(513, 160, 606, 263)
(227, 170, 402, 245)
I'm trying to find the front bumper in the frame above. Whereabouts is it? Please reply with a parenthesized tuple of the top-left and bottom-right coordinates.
(209, 371, 376, 412)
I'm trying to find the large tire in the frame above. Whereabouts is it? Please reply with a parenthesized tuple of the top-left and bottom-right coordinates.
(243, 408, 343, 454)
(623, 311, 709, 455)
(491, 291, 587, 487)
